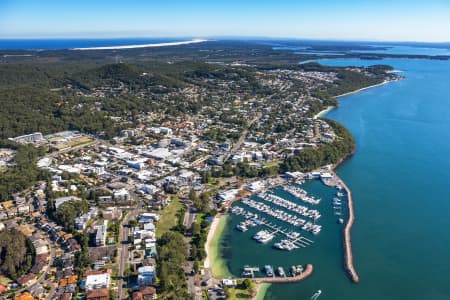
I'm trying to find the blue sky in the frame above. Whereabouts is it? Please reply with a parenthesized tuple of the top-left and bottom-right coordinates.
(1, 0, 450, 42)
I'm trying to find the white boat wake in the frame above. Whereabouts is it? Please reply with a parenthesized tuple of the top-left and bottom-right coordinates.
(311, 289, 322, 300)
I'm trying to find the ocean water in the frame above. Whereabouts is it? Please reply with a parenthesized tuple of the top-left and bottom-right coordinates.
(220, 57, 450, 299)
(0, 38, 185, 50)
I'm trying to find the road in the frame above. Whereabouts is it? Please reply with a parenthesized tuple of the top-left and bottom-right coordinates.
(46, 140, 99, 158)
(117, 193, 142, 300)
(230, 113, 261, 154)
(183, 207, 197, 230)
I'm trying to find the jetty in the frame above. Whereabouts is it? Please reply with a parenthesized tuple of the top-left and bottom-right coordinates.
(242, 266, 260, 278)
(332, 170, 360, 283)
(249, 264, 314, 284)
(263, 222, 314, 248)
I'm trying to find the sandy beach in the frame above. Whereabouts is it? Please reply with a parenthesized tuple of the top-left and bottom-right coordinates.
(204, 216, 220, 269)
(71, 38, 207, 50)
(314, 79, 399, 120)
(313, 105, 334, 119)
(204, 215, 232, 277)
(335, 80, 392, 98)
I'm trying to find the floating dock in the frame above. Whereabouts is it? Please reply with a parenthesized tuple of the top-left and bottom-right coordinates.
(242, 266, 260, 278)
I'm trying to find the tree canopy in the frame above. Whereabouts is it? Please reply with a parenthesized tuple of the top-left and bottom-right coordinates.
(0, 229, 35, 280)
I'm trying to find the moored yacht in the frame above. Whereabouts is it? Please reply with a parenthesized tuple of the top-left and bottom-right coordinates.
(253, 230, 274, 243)
(236, 223, 248, 232)
(264, 265, 274, 277)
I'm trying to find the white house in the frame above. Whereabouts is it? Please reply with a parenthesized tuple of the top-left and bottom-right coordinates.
(137, 266, 155, 286)
(94, 220, 108, 246)
(85, 272, 111, 290)
(113, 189, 130, 201)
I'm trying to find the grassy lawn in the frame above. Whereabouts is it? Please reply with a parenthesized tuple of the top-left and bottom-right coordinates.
(156, 198, 183, 238)
(228, 283, 253, 300)
(196, 213, 205, 225)
(0, 275, 11, 285)
(227, 281, 269, 300)
(264, 160, 280, 168)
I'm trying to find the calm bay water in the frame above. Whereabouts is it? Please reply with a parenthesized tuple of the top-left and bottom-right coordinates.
(220, 57, 450, 299)
(275, 45, 450, 56)
(349, 45, 450, 56)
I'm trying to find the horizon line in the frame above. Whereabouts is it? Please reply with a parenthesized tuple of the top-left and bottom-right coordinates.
(0, 35, 450, 44)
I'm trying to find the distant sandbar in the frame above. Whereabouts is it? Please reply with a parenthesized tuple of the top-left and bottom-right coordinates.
(71, 38, 207, 51)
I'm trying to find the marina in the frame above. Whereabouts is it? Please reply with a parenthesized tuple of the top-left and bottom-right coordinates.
(227, 177, 354, 260)
(260, 191, 321, 220)
(231, 206, 315, 250)
(282, 184, 321, 205)
(218, 172, 356, 300)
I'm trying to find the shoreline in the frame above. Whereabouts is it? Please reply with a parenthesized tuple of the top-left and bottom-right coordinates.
(253, 283, 271, 300)
(314, 79, 399, 120)
(313, 105, 334, 119)
(71, 38, 207, 50)
(204, 214, 232, 278)
(323, 80, 403, 283)
(335, 79, 394, 98)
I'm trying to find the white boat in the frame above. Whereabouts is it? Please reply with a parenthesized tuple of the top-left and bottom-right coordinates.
(258, 232, 275, 243)
(273, 242, 285, 250)
(236, 223, 248, 232)
(253, 230, 274, 243)
(264, 265, 274, 277)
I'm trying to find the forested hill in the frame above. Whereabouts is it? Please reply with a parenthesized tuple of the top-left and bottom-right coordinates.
(0, 42, 396, 140)
(68, 63, 185, 90)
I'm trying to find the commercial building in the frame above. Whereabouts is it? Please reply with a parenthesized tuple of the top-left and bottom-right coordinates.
(9, 132, 44, 144)
(217, 189, 239, 202)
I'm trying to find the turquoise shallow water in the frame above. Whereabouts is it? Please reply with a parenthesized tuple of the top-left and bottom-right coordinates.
(219, 57, 450, 299)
